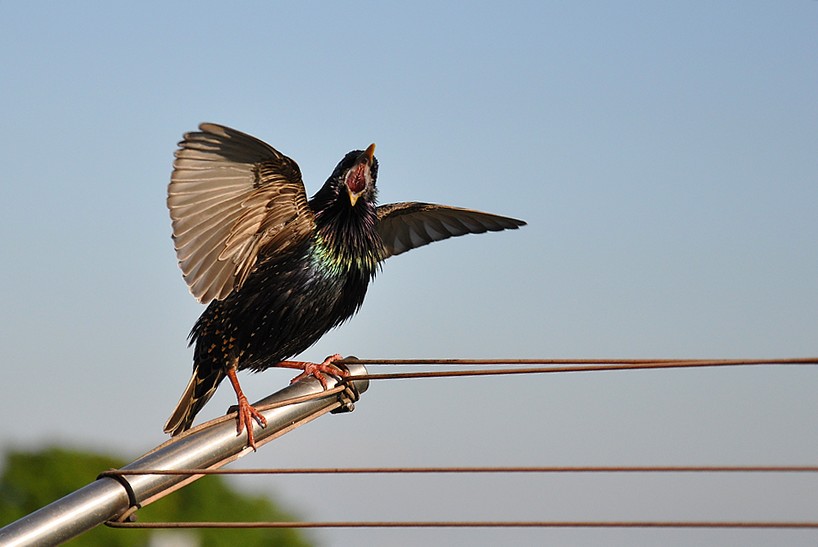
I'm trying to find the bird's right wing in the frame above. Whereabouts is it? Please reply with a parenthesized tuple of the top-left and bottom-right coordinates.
(168, 123, 315, 304)
(376, 202, 526, 260)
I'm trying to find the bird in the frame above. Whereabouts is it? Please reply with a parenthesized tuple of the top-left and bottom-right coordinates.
(164, 123, 526, 449)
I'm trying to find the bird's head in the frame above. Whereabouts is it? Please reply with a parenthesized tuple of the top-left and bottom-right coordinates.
(336, 143, 378, 207)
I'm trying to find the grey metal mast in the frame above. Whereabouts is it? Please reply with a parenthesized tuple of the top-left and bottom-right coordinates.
(0, 362, 369, 546)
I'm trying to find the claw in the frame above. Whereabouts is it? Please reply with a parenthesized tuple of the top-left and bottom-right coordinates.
(234, 394, 267, 451)
(278, 354, 348, 389)
(226, 366, 267, 450)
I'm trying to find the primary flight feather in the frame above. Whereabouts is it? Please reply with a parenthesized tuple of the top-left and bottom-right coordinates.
(164, 123, 526, 448)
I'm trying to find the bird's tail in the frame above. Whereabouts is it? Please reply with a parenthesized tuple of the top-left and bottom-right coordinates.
(163, 366, 225, 436)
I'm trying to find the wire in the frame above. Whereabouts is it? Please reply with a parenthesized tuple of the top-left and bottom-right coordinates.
(338, 357, 817, 365)
(107, 520, 818, 529)
(106, 465, 818, 476)
(103, 356, 818, 533)
(337, 357, 817, 381)
(104, 464, 818, 530)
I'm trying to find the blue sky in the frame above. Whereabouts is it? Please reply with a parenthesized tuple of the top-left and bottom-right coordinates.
(1, 2, 817, 545)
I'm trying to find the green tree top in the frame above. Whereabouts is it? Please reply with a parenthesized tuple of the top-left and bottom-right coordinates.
(0, 446, 313, 547)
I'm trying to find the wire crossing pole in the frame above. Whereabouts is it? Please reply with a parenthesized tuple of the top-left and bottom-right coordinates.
(0, 362, 369, 547)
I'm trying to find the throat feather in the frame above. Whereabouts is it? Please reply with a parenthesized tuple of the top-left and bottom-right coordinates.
(312, 221, 381, 277)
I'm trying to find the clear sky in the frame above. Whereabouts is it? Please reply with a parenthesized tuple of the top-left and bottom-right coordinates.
(1, 2, 817, 546)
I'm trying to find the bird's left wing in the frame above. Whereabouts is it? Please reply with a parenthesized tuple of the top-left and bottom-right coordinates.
(169, 123, 315, 304)
(376, 202, 526, 260)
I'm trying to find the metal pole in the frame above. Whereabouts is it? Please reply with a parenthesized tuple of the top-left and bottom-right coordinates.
(0, 362, 369, 546)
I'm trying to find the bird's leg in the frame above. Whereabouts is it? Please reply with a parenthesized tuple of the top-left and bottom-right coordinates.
(277, 354, 348, 389)
(226, 366, 267, 451)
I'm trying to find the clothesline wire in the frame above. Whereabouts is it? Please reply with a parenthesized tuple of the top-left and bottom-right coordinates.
(335, 357, 817, 381)
(103, 356, 818, 532)
(106, 465, 818, 476)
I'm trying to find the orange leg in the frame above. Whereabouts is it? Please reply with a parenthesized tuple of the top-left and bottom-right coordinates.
(277, 354, 348, 389)
(226, 367, 267, 450)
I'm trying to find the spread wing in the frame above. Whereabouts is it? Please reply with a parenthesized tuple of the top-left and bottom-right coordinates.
(376, 202, 526, 260)
(168, 123, 315, 304)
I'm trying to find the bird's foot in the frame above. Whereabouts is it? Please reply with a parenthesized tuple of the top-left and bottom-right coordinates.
(279, 354, 347, 389)
(233, 394, 267, 451)
(226, 366, 267, 450)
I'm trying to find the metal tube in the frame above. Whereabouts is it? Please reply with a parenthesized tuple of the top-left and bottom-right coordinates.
(0, 362, 368, 546)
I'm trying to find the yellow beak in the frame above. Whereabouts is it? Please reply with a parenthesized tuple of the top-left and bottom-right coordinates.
(363, 143, 376, 162)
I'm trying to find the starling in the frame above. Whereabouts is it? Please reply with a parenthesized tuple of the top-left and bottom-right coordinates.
(164, 123, 526, 448)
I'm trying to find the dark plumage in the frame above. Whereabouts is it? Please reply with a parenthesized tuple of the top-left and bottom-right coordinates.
(164, 123, 526, 448)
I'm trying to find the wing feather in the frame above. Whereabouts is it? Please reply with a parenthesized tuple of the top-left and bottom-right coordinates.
(168, 123, 315, 303)
(376, 202, 526, 259)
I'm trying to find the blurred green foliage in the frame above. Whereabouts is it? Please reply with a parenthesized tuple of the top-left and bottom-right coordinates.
(0, 446, 313, 547)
